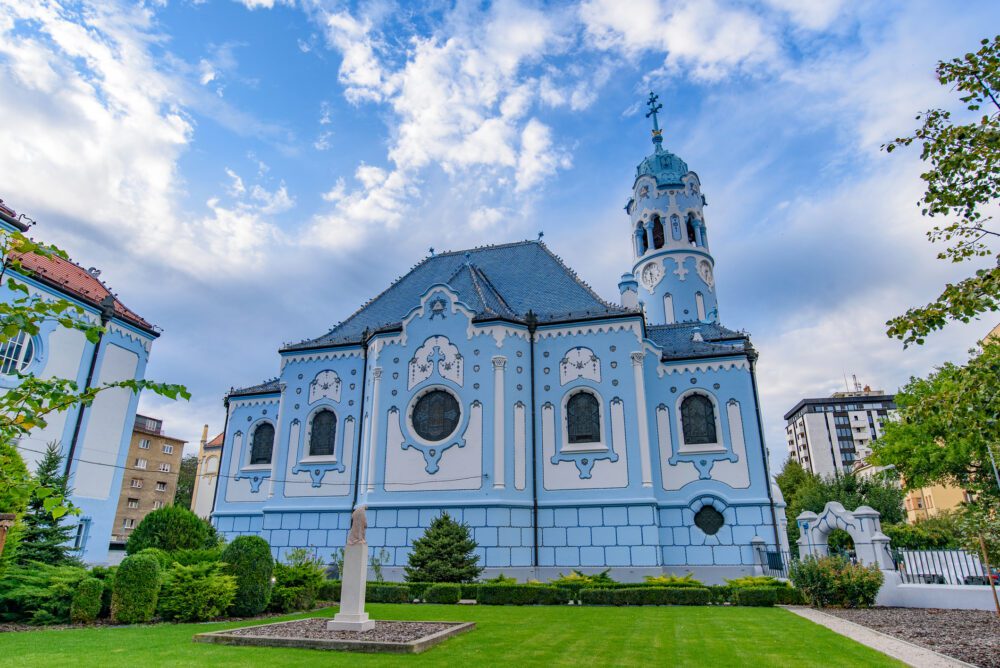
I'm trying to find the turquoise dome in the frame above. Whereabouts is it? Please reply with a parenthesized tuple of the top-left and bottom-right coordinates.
(635, 147, 689, 187)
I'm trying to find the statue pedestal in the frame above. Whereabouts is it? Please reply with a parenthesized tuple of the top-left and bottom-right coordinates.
(327, 542, 375, 632)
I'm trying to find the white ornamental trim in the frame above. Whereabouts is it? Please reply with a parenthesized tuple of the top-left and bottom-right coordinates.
(656, 359, 749, 377)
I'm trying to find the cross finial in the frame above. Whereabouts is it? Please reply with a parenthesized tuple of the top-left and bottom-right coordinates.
(645, 91, 664, 150)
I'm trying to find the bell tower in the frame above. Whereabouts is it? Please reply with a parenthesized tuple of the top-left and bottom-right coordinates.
(620, 92, 718, 326)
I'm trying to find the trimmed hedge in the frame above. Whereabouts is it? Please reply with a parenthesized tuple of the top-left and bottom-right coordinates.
(70, 578, 103, 624)
(222, 536, 274, 616)
(318, 580, 342, 601)
(477, 585, 570, 606)
(367, 584, 411, 603)
(775, 587, 806, 605)
(111, 554, 161, 624)
(157, 562, 237, 622)
(461, 583, 479, 600)
(733, 586, 777, 607)
(424, 583, 461, 604)
(170, 547, 224, 566)
(125, 506, 211, 555)
(707, 585, 732, 605)
(580, 586, 711, 606)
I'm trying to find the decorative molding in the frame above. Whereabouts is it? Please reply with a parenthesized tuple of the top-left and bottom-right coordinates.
(559, 347, 600, 385)
(397, 402, 467, 475)
(106, 322, 153, 352)
(228, 395, 281, 408)
(656, 359, 749, 377)
(308, 370, 342, 403)
(491, 355, 507, 369)
(639, 260, 664, 291)
(234, 470, 270, 494)
(697, 259, 715, 292)
(670, 256, 689, 281)
(280, 348, 362, 370)
(536, 321, 642, 341)
(408, 335, 463, 388)
(476, 324, 529, 348)
(630, 351, 645, 367)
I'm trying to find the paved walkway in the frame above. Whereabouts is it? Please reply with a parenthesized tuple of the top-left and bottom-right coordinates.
(785, 606, 976, 668)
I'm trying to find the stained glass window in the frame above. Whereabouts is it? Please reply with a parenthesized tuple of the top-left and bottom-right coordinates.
(412, 390, 460, 442)
(250, 422, 274, 465)
(681, 394, 716, 444)
(0, 331, 34, 375)
(309, 409, 337, 457)
(567, 392, 600, 443)
(694, 506, 724, 535)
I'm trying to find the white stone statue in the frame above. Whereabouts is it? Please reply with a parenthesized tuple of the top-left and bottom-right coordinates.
(327, 505, 375, 632)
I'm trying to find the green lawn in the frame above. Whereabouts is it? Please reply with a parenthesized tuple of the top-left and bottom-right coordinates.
(1, 604, 901, 667)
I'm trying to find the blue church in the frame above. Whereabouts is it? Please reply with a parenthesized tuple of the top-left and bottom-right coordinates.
(212, 94, 789, 582)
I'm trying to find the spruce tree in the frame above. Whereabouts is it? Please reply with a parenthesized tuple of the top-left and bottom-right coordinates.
(404, 512, 482, 583)
(16, 443, 78, 566)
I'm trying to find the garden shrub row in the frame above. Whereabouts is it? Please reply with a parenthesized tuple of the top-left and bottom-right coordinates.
(367, 584, 411, 603)
(732, 587, 777, 607)
(477, 584, 570, 605)
(424, 583, 462, 604)
(579, 586, 711, 606)
(789, 556, 883, 608)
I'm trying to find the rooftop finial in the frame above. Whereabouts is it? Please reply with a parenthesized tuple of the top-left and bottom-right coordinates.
(645, 91, 664, 152)
(537, 231, 544, 241)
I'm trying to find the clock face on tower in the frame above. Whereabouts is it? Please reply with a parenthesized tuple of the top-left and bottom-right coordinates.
(640, 261, 663, 290)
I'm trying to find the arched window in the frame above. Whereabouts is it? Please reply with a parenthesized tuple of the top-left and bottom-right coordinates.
(670, 214, 682, 240)
(686, 214, 698, 245)
(651, 215, 665, 249)
(636, 224, 649, 254)
(663, 293, 675, 324)
(695, 292, 706, 320)
(0, 331, 35, 375)
(250, 422, 275, 465)
(309, 409, 337, 457)
(567, 391, 600, 443)
(681, 394, 717, 445)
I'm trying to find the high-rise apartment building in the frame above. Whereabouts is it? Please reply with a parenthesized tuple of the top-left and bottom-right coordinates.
(784, 387, 896, 477)
(111, 414, 185, 543)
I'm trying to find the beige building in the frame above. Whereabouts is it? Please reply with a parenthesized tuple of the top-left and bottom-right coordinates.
(111, 414, 185, 543)
(904, 484, 974, 523)
(191, 425, 223, 520)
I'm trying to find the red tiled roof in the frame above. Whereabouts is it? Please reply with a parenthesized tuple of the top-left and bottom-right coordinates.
(12, 249, 156, 333)
(206, 432, 224, 448)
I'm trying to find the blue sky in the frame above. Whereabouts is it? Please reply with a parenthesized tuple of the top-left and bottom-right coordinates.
(1, 0, 998, 463)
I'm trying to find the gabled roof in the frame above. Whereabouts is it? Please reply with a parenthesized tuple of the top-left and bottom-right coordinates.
(647, 322, 749, 360)
(284, 240, 635, 351)
(205, 432, 224, 448)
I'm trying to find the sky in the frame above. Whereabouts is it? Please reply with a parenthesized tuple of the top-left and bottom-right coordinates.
(1, 0, 998, 466)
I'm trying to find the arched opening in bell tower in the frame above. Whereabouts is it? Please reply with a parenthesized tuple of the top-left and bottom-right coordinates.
(651, 215, 665, 249)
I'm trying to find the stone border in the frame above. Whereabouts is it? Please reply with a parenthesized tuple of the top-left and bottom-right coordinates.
(193, 619, 475, 654)
(783, 606, 977, 668)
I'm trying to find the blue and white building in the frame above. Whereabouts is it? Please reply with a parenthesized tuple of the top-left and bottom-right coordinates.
(1, 201, 160, 564)
(213, 95, 789, 581)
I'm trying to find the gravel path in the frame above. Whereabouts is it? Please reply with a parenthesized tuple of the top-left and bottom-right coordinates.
(824, 608, 1000, 668)
(226, 618, 455, 643)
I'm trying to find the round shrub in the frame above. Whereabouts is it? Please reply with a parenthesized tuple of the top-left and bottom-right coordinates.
(157, 562, 236, 622)
(221, 535, 274, 616)
(125, 506, 211, 555)
(136, 547, 171, 570)
(71, 578, 104, 624)
(424, 583, 461, 604)
(111, 554, 161, 624)
(733, 586, 777, 607)
(789, 555, 884, 608)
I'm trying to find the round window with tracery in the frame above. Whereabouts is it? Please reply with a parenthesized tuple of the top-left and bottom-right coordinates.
(411, 389, 461, 442)
(0, 331, 34, 375)
(694, 506, 725, 536)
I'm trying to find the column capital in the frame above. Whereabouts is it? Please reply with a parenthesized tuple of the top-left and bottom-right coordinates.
(371, 367, 383, 380)
(492, 355, 507, 369)
(630, 351, 645, 367)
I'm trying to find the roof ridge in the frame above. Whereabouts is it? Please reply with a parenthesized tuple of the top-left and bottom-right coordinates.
(470, 264, 516, 317)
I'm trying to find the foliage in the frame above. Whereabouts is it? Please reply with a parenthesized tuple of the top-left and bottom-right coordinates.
(424, 583, 461, 604)
(776, 459, 904, 548)
(404, 512, 482, 583)
(477, 584, 569, 606)
(732, 587, 777, 607)
(14, 443, 80, 567)
(0, 562, 88, 623)
(957, 499, 1000, 557)
(579, 586, 711, 606)
(221, 535, 273, 616)
(111, 553, 161, 624)
(644, 573, 704, 587)
(707, 585, 732, 605)
(366, 583, 411, 603)
(484, 572, 517, 585)
(871, 343, 1000, 506)
(136, 547, 171, 570)
(789, 556, 884, 608)
(268, 548, 325, 613)
(884, 36, 1000, 346)
(725, 576, 788, 589)
(329, 547, 344, 579)
(125, 505, 213, 555)
(173, 455, 198, 511)
(318, 580, 341, 601)
(0, 439, 30, 515)
(883, 520, 960, 550)
(70, 578, 104, 624)
(88, 565, 116, 618)
(369, 547, 390, 583)
(170, 546, 224, 566)
(157, 562, 236, 622)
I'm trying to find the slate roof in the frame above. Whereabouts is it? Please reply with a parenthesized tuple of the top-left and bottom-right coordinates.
(229, 378, 280, 398)
(647, 322, 749, 361)
(283, 240, 635, 351)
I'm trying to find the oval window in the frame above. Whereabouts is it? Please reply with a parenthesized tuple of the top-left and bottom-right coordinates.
(411, 389, 461, 442)
(0, 331, 34, 375)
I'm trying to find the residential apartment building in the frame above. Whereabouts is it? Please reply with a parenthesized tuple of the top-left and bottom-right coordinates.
(904, 484, 974, 523)
(784, 387, 896, 477)
(111, 414, 185, 543)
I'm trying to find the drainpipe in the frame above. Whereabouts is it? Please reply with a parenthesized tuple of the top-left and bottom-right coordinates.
(64, 296, 115, 478)
(526, 311, 540, 568)
(209, 398, 230, 523)
(747, 342, 782, 551)
(351, 329, 371, 510)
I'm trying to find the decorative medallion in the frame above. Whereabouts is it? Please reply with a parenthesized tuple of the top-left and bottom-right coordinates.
(640, 261, 663, 290)
(697, 260, 715, 291)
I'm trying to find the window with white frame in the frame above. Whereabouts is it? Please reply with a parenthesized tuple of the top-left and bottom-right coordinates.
(135, 458, 147, 469)
(162, 444, 174, 455)
(138, 438, 150, 449)
(122, 518, 135, 529)
(155, 481, 167, 492)
(676, 390, 725, 452)
(0, 331, 35, 375)
(158, 462, 171, 472)
(153, 500, 164, 509)
(127, 498, 139, 509)
(130, 479, 143, 488)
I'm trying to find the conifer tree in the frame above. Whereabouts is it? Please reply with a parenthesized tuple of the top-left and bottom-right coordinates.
(15, 443, 78, 566)
(404, 512, 482, 583)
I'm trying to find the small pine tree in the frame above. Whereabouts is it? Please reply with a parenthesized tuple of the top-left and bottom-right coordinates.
(15, 443, 78, 566)
(404, 512, 482, 583)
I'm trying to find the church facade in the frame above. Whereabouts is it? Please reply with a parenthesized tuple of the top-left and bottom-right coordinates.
(212, 96, 789, 581)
